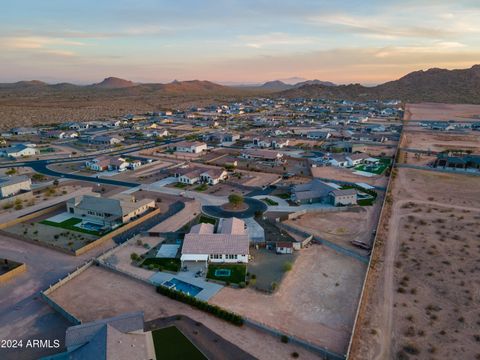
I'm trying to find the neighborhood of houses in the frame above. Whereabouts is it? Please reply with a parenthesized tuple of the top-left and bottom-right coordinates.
(2, 96, 479, 359)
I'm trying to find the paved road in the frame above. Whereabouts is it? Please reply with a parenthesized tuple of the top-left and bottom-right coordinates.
(142, 182, 227, 206)
(31, 162, 140, 187)
(202, 198, 267, 219)
(0, 137, 183, 169)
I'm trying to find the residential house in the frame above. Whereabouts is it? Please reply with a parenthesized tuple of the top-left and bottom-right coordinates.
(43, 130, 79, 139)
(348, 153, 371, 166)
(292, 179, 357, 205)
(200, 168, 228, 185)
(327, 154, 350, 167)
(66, 122, 89, 130)
(85, 157, 111, 171)
(11, 127, 38, 136)
(241, 149, 284, 164)
(175, 141, 207, 153)
(90, 135, 124, 145)
(0, 144, 38, 158)
(0, 175, 32, 198)
(306, 131, 331, 140)
(42, 312, 155, 360)
(433, 152, 480, 170)
(276, 242, 293, 254)
(178, 169, 203, 184)
(180, 217, 249, 266)
(66, 194, 155, 229)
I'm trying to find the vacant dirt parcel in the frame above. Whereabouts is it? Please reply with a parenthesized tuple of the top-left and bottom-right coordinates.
(48, 266, 319, 360)
(284, 206, 380, 254)
(405, 103, 480, 121)
(350, 168, 480, 360)
(402, 131, 480, 153)
(211, 244, 367, 355)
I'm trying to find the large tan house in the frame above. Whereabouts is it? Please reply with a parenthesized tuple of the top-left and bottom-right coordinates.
(66, 194, 155, 229)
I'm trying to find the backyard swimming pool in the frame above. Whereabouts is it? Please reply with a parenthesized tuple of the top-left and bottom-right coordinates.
(162, 278, 203, 297)
(214, 269, 231, 277)
(81, 222, 103, 231)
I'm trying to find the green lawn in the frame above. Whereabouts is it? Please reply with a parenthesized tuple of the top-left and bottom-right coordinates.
(142, 257, 181, 272)
(357, 198, 375, 206)
(354, 163, 388, 175)
(262, 198, 278, 206)
(174, 183, 187, 189)
(40, 218, 101, 236)
(198, 215, 217, 225)
(152, 326, 206, 360)
(277, 193, 290, 199)
(207, 263, 246, 284)
(354, 158, 392, 175)
(194, 184, 208, 192)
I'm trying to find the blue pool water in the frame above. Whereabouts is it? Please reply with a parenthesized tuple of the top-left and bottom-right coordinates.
(76, 222, 103, 232)
(163, 278, 203, 297)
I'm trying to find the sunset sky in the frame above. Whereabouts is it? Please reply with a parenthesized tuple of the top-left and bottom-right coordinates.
(1, 0, 479, 85)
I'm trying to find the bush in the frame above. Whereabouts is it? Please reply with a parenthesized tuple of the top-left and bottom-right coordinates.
(271, 282, 278, 291)
(280, 335, 289, 343)
(130, 253, 139, 261)
(291, 352, 299, 358)
(239, 281, 246, 288)
(283, 261, 293, 272)
(156, 286, 244, 326)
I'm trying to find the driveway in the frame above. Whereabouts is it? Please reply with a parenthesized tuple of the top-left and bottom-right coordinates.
(251, 195, 289, 207)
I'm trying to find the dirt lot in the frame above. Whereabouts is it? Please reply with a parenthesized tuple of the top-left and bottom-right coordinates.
(284, 206, 381, 255)
(311, 166, 388, 187)
(48, 266, 319, 360)
(363, 145, 397, 157)
(405, 103, 480, 121)
(248, 247, 296, 292)
(350, 168, 480, 360)
(212, 244, 367, 355)
(402, 130, 480, 153)
(0, 234, 114, 359)
(397, 150, 437, 166)
(5, 221, 99, 252)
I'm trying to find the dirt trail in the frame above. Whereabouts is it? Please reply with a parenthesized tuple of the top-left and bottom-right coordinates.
(372, 195, 480, 360)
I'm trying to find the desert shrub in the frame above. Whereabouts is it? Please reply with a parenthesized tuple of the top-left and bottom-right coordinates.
(403, 344, 420, 355)
(283, 261, 293, 272)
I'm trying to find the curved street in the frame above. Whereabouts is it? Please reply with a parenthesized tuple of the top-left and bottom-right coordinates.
(202, 197, 267, 219)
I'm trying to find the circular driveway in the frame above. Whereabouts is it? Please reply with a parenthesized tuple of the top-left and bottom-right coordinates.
(202, 197, 267, 219)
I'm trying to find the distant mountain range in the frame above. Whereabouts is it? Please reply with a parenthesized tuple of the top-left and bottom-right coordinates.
(233, 79, 337, 91)
(1, 65, 480, 104)
(0, 77, 234, 95)
(279, 65, 480, 104)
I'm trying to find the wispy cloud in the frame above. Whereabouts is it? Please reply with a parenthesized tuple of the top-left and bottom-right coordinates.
(238, 32, 314, 48)
(309, 14, 452, 39)
(0, 36, 85, 49)
(309, 7, 480, 40)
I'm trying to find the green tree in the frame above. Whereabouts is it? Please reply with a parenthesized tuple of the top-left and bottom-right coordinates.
(228, 194, 244, 207)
